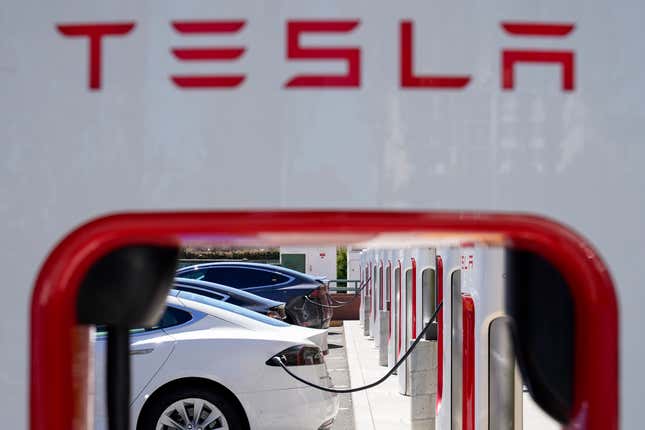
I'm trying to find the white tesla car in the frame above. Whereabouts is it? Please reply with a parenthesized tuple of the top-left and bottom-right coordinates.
(94, 290, 338, 430)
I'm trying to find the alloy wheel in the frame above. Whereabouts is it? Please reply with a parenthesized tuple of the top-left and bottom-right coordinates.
(156, 398, 229, 430)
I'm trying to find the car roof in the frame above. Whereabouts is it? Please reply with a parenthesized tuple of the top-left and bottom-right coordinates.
(176, 261, 322, 282)
(173, 278, 284, 307)
(167, 290, 290, 328)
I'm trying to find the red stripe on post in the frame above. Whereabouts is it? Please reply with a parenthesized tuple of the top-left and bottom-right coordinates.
(397, 260, 402, 358)
(462, 294, 475, 430)
(388, 261, 392, 339)
(380, 262, 384, 311)
(411, 258, 417, 338)
(436, 255, 444, 413)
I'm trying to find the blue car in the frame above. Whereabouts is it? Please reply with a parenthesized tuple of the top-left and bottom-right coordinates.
(176, 262, 333, 328)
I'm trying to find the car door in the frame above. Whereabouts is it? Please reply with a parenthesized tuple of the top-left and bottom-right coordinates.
(93, 306, 190, 429)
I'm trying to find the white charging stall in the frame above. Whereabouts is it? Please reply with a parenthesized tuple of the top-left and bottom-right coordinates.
(368, 249, 377, 339)
(398, 248, 413, 395)
(435, 247, 461, 430)
(416, 248, 437, 337)
(459, 246, 522, 430)
(389, 249, 404, 371)
(373, 250, 384, 346)
(386, 249, 397, 369)
(359, 250, 366, 327)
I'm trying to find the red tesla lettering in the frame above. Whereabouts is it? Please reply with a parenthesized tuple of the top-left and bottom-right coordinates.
(170, 20, 246, 88)
(56, 22, 135, 90)
(501, 22, 575, 36)
(501, 22, 575, 91)
(284, 20, 361, 88)
(400, 21, 471, 89)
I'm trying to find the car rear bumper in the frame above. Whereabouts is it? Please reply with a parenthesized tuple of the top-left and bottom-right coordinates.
(239, 386, 339, 430)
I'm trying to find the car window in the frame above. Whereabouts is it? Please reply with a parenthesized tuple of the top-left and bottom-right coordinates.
(159, 306, 193, 328)
(177, 290, 289, 327)
(202, 267, 289, 288)
(177, 268, 207, 280)
(95, 305, 192, 336)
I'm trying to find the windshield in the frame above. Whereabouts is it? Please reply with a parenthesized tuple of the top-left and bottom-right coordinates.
(176, 290, 289, 327)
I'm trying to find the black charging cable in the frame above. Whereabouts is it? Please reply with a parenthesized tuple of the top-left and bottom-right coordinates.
(107, 325, 130, 430)
(272, 301, 442, 394)
(306, 276, 372, 309)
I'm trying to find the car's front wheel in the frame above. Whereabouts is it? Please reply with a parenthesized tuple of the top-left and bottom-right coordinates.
(138, 386, 244, 430)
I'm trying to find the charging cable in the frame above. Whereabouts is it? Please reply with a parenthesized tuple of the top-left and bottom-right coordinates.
(272, 301, 442, 393)
(306, 276, 372, 309)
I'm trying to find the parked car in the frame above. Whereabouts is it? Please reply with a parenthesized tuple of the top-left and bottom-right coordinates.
(176, 262, 333, 328)
(172, 281, 327, 354)
(173, 278, 286, 319)
(94, 291, 338, 430)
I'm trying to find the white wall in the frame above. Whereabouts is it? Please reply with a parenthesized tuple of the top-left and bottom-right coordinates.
(1, 0, 644, 427)
(280, 246, 337, 280)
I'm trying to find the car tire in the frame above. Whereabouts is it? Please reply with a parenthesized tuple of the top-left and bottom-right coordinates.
(138, 385, 244, 430)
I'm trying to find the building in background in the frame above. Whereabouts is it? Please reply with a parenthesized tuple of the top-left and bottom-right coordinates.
(347, 246, 363, 284)
(280, 246, 337, 280)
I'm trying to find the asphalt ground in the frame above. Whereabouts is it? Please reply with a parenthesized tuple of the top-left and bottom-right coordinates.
(326, 325, 355, 430)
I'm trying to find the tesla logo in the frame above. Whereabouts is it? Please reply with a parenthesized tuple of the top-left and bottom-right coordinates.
(400, 20, 471, 89)
(285, 20, 361, 88)
(501, 22, 576, 91)
(56, 23, 135, 90)
(170, 20, 246, 88)
(461, 255, 474, 271)
(56, 19, 576, 92)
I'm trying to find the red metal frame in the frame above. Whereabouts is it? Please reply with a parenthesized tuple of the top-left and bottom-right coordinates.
(379, 261, 384, 311)
(373, 261, 378, 324)
(462, 294, 475, 430)
(369, 261, 373, 322)
(411, 257, 417, 338)
(397, 259, 402, 358)
(30, 211, 619, 430)
(436, 255, 444, 413)
(387, 260, 392, 339)
(372, 262, 376, 324)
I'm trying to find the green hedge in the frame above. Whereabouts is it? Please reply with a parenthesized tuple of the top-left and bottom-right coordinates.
(179, 247, 280, 261)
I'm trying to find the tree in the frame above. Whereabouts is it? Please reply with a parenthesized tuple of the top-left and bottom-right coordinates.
(336, 246, 347, 292)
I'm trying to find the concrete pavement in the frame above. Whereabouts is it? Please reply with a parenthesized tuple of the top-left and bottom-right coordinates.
(342, 320, 559, 430)
(344, 320, 411, 430)
(325, 325, 355, 430)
